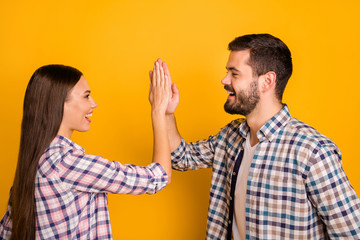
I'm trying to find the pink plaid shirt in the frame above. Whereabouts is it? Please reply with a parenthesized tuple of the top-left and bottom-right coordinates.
(0, 135, 168, 239)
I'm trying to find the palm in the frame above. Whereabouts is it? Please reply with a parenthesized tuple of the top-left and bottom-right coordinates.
(166, 84, 179, 114)
(150, 59, 179, 114)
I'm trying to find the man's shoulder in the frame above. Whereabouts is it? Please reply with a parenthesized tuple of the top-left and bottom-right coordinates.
(285, 117, 337, 150)
(210, 118, 247, 145)
(220, 118, 246, 133)
(228, 118, 246, 127)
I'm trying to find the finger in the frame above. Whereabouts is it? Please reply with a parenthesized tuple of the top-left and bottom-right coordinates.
(152, 63, 157, 86)
(149, 82, 152, 92)
(162, 61, 172, 85)
(149, 71, 153, 92)
(160, 65, 165, 88)
(149, 70, 153, 81)
(155, 61, 160, 86)
(165, 75, 171, 103)
(149, 70, 153, 92)
(166, 74, 171, 91)
(164, 75, 170, 94)
(149, 83, 153, 101)
(157, 58, 163, 66)
(148, 72, 153, 102)
(166, 75, 172, 100)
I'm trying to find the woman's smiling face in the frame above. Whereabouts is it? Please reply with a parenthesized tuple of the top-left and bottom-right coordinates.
(58, 76, 98, 139)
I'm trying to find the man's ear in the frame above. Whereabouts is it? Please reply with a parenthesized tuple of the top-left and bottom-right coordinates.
(260, 71, 276, 93)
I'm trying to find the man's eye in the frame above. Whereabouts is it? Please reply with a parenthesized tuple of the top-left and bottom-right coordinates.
(85, 94, 90, 98)
(232, 73, 238, 77)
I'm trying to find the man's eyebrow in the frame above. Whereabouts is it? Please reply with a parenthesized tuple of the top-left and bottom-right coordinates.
(226, 66, 240, 72)
(83, 90, 91, 94)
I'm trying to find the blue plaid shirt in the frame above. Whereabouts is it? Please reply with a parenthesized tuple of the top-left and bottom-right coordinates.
(171, 105, 360, 239)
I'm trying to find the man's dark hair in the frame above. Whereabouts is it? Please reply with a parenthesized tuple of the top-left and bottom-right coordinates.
(228, 34, 292, 101)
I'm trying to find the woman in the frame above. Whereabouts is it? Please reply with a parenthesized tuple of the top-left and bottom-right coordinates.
(0, 63, 171, 239)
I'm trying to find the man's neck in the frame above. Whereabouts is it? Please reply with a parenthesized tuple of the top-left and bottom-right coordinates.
(246, 101, 283, 146)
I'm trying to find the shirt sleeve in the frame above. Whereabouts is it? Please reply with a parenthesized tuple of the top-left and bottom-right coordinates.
(171, 133, 218, 171)
(0, 190, 13, 239)
(56, 149, 168, 195)
(305, 145, 360, 238)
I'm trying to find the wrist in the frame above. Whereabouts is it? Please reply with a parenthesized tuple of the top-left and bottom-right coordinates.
(165, 112, 175, 118)
(151, 110, 167, 120)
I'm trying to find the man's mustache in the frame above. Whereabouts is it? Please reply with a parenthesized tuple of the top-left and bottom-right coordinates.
(224, 85, 235, 92)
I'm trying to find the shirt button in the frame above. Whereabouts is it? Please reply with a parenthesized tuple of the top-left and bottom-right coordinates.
(233, 171, 236, 175)
(228, 220, 232, 224)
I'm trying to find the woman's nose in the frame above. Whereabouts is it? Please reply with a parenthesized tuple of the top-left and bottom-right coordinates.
(90, 97, 98, 108)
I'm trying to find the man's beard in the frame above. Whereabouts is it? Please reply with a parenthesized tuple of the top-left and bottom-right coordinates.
(224, 80, 260, 116)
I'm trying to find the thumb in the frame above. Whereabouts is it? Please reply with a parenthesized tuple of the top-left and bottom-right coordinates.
(172, 83, 179, 94)
(171, 83, 179, 101)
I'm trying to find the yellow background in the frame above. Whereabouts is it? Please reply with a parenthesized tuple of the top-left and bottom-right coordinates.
(0, 0, 359, 239)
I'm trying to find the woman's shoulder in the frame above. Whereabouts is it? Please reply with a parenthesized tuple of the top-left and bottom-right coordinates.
(49, 135, 84, 151)
(37, 136, 84, 177)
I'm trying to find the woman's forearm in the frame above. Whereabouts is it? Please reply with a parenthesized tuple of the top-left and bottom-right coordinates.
(152, 110, 171, 183)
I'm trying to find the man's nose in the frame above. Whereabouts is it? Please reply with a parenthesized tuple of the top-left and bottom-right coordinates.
(221, 73, 231, 86)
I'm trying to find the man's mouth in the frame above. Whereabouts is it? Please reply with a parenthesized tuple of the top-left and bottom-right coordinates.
(224, 86, 236, 97)
(227, 91, 235, 96)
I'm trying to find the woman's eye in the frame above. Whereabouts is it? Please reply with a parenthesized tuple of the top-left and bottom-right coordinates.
(85, 95, 90, 99)
(232, 73, 238, 77)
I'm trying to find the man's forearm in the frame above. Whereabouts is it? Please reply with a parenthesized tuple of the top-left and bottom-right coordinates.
(166, 114, 182, 152)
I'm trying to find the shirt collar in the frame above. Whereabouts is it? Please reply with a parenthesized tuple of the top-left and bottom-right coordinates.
(238, 104, 291, 142)
(52, 135, 85, 152)
(239, 119, 250, 139)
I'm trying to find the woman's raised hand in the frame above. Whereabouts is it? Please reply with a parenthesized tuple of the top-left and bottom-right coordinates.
(149, 61, 171, 114)
(148, 59, 172, 181)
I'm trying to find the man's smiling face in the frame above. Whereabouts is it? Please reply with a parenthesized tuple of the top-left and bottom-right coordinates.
(221, 50, 260, 116)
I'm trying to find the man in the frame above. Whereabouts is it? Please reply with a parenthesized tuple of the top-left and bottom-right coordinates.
(154, 34, 360, 239)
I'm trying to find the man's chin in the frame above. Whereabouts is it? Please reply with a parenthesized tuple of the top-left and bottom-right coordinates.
(224, 101, 251, 116)
(224, 103, 241, 115)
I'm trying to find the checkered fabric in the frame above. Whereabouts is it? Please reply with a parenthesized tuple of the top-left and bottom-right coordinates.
(171, 105, 360, 239)
(0, 135, 168, 239)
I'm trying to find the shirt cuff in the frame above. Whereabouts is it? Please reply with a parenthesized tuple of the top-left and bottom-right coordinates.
(171, 138, 186, 161)
(146, 162, 169, 194)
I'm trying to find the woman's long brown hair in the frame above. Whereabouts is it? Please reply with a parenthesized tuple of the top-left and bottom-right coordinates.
(9, 65, 82, 239)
